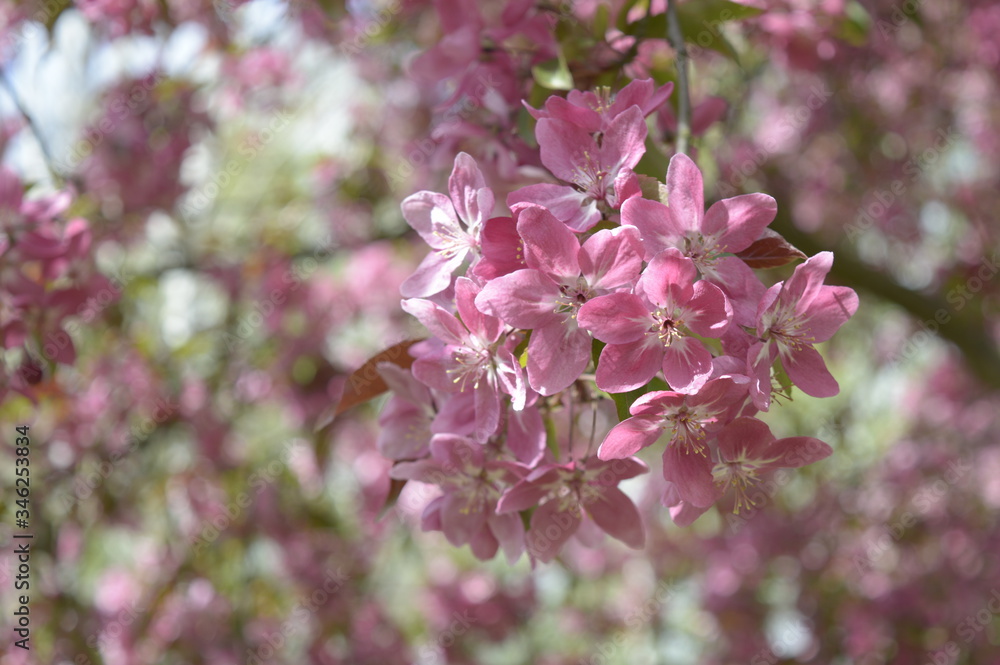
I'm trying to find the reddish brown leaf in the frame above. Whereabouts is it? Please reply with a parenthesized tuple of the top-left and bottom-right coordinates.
(335, 339, 423, 416)
(735, 229, 807, 269)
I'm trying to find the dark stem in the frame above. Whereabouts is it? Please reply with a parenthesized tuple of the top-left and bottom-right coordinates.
(0, 69, 63, 185)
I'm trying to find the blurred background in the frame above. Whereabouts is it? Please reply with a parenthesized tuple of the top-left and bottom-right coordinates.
(0, 0, 998, 663)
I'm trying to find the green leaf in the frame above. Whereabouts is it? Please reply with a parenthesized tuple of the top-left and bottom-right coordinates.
(634, 136, 672, 180)
(834, 1, 871, 46)
(545, 415, 561, 460)
(591, 339, 606, 371)
(774, 357, 794, 399)
(610, 387, 645, 422)
(623, 0, 763, 64)
(532, 51, 574, 91)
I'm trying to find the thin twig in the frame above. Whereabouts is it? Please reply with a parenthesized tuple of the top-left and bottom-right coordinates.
(0, 68, 63, 185)
(666, 0, 692, 155)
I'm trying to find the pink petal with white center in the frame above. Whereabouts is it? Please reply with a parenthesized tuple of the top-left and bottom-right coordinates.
(715, 416, 774, 462)
(448, 152, 490, 223)
(610, 79, 674, 118)
(662, 444, 716, 507)
(496, 349, 527, 411)
(389, 459, 443, 483)
(703, 193, 777, 253)
(517, 204, 581, 280)
(440, 492, 488, 546)
(747, 341, 775, 411)
(527, 500, 581, 563)
(782, 345, 840, 398)
(473, 216, 524, 280)
(488, 511, 526, 564)
(583, 456, 650, 483)
(536, 117, 600, 183)
(684, 280, 732, 338)
(401, 298, 467, 346)
(601, 106, 647, 171)
(507, 405, 546, 466)
(473, 379, 502, 441)
(507, 183, 599, 233)
(614, 167, 641, 206)
(469, 523, 500, 560)
(621, 197, 683, 260)
(421, 496, 444, 531)
(598, 415, 662, 460)
(475, 269, 561, 329)
(797, 285, 859, 342)
(400, 250, 465, 298)
(628, 390, 685, 416)
(596, 337, 662, 393)
(497, 479, 550, 513)
(638, 248, 696, 309)
(401, 191, 461, 248)
(584, 486, 645, 548)
(530, 95, 601, 131)
(766, 436, 832, 469)
(669, 499, 712, 526)
(785, 251, 834, 308)
(661, 337, 713, 394)
(710, 257, 766, 327)
(377, 362, 431, 407)
(527, 323, 592, 395)
(579, 226, 643, 291)
(578, 293, 651, 344)
(665, 153, 704, 233)
(455, 277, 501, 343)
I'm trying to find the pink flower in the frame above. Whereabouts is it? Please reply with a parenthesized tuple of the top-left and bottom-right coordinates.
(508, 107, 647, 232)
(711, 417, 832, 514)
(599, 379, 745, 507)
(525, 78, 674, 132)
(390, 434, 528, 563)
(403, 277, 526, 441)
(749, 251, 859, 409)
(496, 456, 648, 562)
(475, 205, 642, 395)
(400, 152, 494, 297)
(621, 152, 776, 323)
(578, 248, 731, 393)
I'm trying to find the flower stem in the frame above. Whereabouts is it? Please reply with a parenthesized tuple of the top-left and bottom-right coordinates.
(666, 0, 692, 155)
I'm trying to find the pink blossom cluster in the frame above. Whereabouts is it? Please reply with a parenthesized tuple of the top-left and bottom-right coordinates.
(382, 80, 859, 563)
(0, 168, 113, 402)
